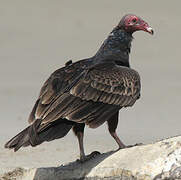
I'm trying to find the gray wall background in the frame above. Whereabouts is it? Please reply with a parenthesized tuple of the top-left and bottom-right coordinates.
(0, 0, 181, 165)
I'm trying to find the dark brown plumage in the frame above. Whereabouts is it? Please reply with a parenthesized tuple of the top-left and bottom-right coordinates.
(5, 14, 153, 161)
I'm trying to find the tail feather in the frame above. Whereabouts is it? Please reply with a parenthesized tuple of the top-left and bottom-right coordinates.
(4, 126, 30, 151)
(4, 118, 74, 151)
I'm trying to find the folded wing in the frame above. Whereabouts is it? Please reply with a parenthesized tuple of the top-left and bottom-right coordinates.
(28, 61, 141, 129)
(71, 62, 141, 107)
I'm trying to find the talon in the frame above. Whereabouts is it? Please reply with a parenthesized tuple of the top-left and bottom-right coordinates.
(90, 151, 101, 158)
(126, 143, 143, 148)
(79, 151, 101, 163)
(118, 144, 126, 149)
(134, 143, 143, 146)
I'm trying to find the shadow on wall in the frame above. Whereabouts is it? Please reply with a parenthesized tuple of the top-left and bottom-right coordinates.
(33, 150, 117, 180)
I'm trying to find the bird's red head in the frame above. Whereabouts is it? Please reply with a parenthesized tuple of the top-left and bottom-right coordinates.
(118, 14, 154, 35)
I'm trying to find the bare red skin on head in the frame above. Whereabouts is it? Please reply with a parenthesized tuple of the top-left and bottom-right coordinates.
(118, 14, 153, 34)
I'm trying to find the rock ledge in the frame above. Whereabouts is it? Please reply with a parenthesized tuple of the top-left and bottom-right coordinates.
(1, 136, 181, 180)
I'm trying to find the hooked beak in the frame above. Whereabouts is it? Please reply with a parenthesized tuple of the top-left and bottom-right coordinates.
(145, 26, 154, 35)
(137, 20, 154, 35)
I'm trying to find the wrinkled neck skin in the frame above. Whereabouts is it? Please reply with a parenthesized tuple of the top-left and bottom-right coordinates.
(94, 28, 133, 68)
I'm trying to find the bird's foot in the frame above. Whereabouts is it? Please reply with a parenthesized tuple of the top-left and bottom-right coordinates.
(116, 143, 126, 151)
(117, 143, 143, 151)
(89, 151, 101, 158)
(77, 151, 101, 163)
(126, 143, 143, 148)
(117, 146, 126, 151)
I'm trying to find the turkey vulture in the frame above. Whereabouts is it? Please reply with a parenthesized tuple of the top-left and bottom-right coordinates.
(5, 14, 153, 161)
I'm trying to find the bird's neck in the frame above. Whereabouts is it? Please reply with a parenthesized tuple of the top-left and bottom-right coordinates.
(94, 28, 133, 68)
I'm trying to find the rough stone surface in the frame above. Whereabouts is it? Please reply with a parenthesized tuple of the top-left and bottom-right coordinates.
(1, 136, 181, 180)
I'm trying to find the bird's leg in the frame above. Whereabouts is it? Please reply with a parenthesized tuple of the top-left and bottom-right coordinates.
(77, 131, 86, 160)
(110, 131, 126, 149)
(72, 123, 86, 161)
(73, 123, 100, 162)
(107, 112, 126, 149)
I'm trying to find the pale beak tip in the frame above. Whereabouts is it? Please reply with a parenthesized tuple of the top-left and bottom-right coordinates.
(147, 27, 154, 35)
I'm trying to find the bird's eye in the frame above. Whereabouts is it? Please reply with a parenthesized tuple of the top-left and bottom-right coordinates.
(132, 18, 137, 23)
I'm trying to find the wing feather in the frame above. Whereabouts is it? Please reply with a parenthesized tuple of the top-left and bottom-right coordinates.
(28, 60, 141, 130)
(71, 62, 141, 107)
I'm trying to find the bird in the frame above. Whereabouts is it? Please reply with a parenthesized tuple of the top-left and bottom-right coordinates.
(5, 14, 153, 162)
